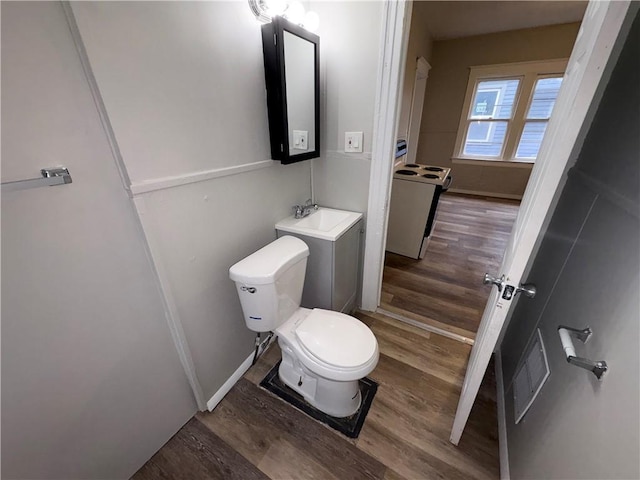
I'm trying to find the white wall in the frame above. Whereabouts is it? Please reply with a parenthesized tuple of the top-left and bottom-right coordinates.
(133, 163, 309, 400)
(1, 2, 197, 478)
(418, 23, 580, 198)
(69, 1, 272, 185)
(307, 1, 383, 305)
(70, 1, 312, 405)
(310, 1, 382, 215)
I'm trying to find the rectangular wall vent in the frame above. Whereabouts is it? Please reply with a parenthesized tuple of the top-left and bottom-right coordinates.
(513, 328, 550, 424)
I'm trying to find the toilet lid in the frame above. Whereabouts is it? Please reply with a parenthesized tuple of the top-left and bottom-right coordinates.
(295, 309, 377, 369)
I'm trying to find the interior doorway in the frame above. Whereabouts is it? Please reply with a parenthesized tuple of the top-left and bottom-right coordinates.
(377, 1, 587, 339)
(381, 194, 519, 343)
(365, 0, 633, 449)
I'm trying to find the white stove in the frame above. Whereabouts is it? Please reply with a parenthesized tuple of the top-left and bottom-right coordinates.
(387, 161, 453, 259)
(393, 163, 452, 187)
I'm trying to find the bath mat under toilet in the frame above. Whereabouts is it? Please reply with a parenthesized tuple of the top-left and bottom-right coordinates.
(259, 361, 378, 439)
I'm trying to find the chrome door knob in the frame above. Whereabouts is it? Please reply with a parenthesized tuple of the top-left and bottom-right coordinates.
(516, 283, 537, 298)
(483, 273, 505, 292)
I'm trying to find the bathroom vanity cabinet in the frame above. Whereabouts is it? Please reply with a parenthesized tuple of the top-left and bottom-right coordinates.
(276, 218, 363, 313)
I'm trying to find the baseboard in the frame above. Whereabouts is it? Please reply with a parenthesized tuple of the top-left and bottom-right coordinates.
(447, 188, 523, 200)
(206, 352, 254, 411)
(205, 336, 276, 411)
(495, 351, 511, 480)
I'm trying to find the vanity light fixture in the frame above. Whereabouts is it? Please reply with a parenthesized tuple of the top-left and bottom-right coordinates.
(303, 11, 320, 33)
(248, 0, 319, 32)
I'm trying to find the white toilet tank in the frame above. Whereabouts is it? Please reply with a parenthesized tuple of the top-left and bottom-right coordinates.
(229, 236, 309, 332)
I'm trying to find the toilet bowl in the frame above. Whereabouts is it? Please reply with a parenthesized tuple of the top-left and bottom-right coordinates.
(276, 307, 378, 417)
(229, 235, 379, 418)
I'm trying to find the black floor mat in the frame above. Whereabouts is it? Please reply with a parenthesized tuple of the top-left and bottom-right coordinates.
(259, 360, 378, 439)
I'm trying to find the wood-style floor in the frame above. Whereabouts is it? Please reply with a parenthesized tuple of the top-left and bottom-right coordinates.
(381, 193, 520, 341)
(133, 310, 499, 480)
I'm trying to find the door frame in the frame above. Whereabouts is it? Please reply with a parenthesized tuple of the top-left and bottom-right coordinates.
(362, 0, 631, 312)
(405, 56, 431, 166)
(362, 0, 412, 311)
(450, 0, 634, 446)
(361, 0, 633, 445)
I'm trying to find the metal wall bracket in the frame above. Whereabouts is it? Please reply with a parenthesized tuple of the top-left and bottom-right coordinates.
(558, 325, 608, 380)
(1, 167, 72, 192)
(567, 356, 608, 380)
(558, 325, 592, 343)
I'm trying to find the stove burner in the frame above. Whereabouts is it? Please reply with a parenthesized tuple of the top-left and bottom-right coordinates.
(404, 164, 420, 168)
(422, 174, 439, 179)
(396, 170, 418, 176)
(423, 166, 444, 172)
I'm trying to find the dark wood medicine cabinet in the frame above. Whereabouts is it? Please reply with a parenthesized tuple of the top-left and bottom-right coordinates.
(261, 16, 320, 164)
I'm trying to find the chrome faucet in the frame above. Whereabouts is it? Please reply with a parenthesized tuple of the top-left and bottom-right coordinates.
(293, 199, 319, 219)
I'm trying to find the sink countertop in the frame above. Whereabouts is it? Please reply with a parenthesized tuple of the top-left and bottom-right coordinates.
(275, 207, 363, 241)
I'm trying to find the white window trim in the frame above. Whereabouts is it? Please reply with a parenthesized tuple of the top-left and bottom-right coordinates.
(451, 157, 535, 169)
(454, 59, 568, 163)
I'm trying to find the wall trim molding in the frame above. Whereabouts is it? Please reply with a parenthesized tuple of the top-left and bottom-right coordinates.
(130, 160, 276, 195)
(448, 188, 523, 200)
(322, 150, 372, 162)
(206, 351, 255, 411)
(63, 1, 133, 193)
(495, 351, 511, 480)
(205, 336, 277, 412)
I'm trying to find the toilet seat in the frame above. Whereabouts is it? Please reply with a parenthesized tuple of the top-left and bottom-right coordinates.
(295, 309, 377, 369)
(276, 308, 379, 382)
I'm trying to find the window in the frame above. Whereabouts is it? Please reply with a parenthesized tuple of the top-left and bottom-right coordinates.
(454, 60, 567, 163)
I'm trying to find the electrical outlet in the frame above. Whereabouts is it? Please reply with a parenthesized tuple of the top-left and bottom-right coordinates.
(345, 132, 363, 153)
(293, 130, 308, 150)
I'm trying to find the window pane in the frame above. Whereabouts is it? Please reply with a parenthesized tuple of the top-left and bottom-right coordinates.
(464, 121, 507, 157)
(527, 77, 562, 119)
(470, 79, 520, 120)
(516, 121, 548, 158)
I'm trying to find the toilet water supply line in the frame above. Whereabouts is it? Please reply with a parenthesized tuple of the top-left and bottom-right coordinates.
(253, 331, 274, 365)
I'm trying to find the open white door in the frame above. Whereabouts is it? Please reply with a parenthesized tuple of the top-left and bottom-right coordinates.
(450, 0, 633, 445)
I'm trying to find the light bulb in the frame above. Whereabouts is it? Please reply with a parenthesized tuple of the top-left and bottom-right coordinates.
(264, 0, 287, 17)
(304, 11, 319, 32)
(285, 1, 305, 25)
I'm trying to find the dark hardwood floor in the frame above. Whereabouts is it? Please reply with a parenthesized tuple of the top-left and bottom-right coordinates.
(133, 310, 499, 480)
(381, 193, 520, 340)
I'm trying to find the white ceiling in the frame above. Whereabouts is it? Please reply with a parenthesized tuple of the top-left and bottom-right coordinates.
(415, 1, 588, 40)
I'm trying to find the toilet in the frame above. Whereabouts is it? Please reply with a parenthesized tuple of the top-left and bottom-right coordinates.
(229, 235, 379, 418)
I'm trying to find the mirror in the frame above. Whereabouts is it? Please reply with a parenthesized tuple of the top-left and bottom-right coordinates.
(262, 16, 320, 164)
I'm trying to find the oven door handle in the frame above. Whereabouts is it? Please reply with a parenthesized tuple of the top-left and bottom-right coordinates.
(443, 175, 452, 191)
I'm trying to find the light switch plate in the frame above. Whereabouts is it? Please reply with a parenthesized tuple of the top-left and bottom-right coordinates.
(293, 130, 308, 150)
(345, 132, 363, 153)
